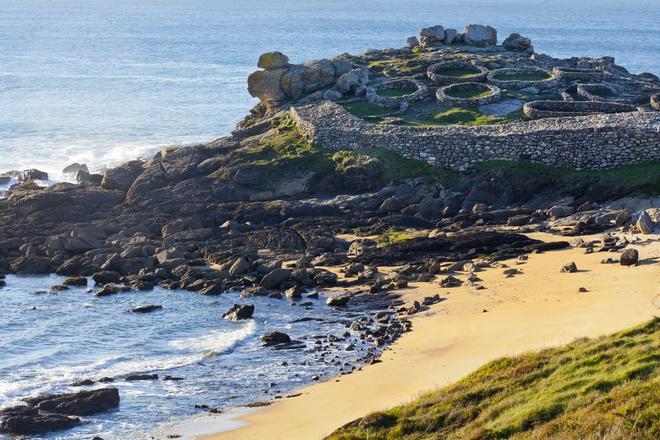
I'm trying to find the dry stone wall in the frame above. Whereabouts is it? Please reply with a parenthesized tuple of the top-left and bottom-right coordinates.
(291, 102, 660, 172)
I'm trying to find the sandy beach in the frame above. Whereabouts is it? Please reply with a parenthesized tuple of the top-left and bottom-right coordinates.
(201, 232, 659, 440)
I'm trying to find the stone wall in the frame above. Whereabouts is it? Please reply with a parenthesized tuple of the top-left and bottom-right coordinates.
(290, 102, 660, 171)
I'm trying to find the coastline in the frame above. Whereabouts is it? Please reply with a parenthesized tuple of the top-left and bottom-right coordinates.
(197, 231, 659, 440)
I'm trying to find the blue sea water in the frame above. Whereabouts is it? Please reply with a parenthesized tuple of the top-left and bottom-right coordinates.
(0, 0, 659, 180)
(0, 275, 376, 439)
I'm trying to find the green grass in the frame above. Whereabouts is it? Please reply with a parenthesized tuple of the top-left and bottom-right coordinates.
(433, 108, 504, 126)
(328, 318, 660, 440)
(493, 72, 551, 81)
(238, 118, 454, 184)
(376, 87, 416, 97)
(348, 148, 454, 182)
(445, 88, 493, 99)
(435, 67, 481, 77)
(236, 114, 335, 174)
(339, 100, 392, 121)
(377, 229, 416, 247)
(475, 160, 660, 196)
(368, 55, 430, 76)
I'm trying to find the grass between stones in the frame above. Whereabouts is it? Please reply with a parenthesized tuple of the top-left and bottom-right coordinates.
(433, 108, 504, 126)
(241, 116, 452, 183)
(445, 88, 493, 99)
(340, 100, 392, 121)
(367, 54, 430, 76)
(327, 318, 660, 440)
(476, 160, 660, 196)
(377, 229, 416, 247)
(376, 87, 416, 97)
(493, 72, 551, 81)
(435, 67, 481, 77)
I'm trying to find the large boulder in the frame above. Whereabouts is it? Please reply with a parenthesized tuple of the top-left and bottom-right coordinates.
(257, 51, 289, 69)
(636, 210, 654, 234)
(19, 169, 49, 182)
(101, 160, 144, 192)
(464, 24, 497, 46)
(0, 407, 80, 435)
(262, 331, 291, 346)
(247, 68, 289, 106)
(419, 25, 445, 47)
(25, 388, 120, 416)
(335, 68, 369, 96)
(619, 248, 639, 266)
(281, 59, 336, 99)
(258, 268, 292, 289)
(222, 304, 255, 320)
(503, 33, 532, 51)
(444, 28, 458, 44)
(406, 36, 419, 48)
(548, 205, 574, 218)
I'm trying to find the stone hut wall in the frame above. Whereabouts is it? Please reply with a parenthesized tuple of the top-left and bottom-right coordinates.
(290, 102, 660, 171)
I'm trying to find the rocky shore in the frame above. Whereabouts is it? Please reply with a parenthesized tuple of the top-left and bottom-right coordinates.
(0, 24, 658, 437)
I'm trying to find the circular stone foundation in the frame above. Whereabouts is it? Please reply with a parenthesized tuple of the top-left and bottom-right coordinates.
(650, 92, 660, 111)
(523, 100, 638, 119)
(436, 82, 501, 106)
(552, 66, 608, 82)
(427, 61, 488, 84)
(365, 78, 429, 108)
(487, 67, 558, 90)
(576, 83, 621, 102)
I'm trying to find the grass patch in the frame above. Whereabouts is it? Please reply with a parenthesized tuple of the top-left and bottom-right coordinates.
(328, 318, 660, 440)
(237, 114, 334, 174)
(435, 67, 481, 77)
(493, 72, 551, 81)
(349, 147, 454, 182)
(339, 100, 391, 121)
(475, 160, 660, 196)
(377, 229, 416, 247)
(445, 88, 493, 99)
(237, 118, 454, 185)
(368, 54, 430, 76)
(433, 108, 504, 126)
(376, 87, 416, 97)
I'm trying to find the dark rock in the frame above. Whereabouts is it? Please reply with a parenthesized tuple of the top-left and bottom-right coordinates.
(222, 304, 255, 320)
(69, 379, 95, 387)
(0, 407, 80, 435)
(92, 271, 122, 285)
(63, 276, 87, 287)
(131, 304, 163, 313)
(560, 262, 578, 273)
(284, 285, 304, 299)
(326, 294, 351, 307)
(125, 374, 158, 381)
(439, 275, 462, 287)
(25, 388, 120, 416)
(259, 268, 292, 289)
(262, 331, 291, 346)
(95, 283, 130, 297)
(619, 248, 639, 266)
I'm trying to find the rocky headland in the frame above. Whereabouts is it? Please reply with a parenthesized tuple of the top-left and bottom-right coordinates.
(0, 24, 658, 437)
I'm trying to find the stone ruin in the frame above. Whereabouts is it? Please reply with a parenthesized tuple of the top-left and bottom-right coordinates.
(244, 24, 660, 130)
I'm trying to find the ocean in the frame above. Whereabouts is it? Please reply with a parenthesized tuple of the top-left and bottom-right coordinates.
(0, 275, 377, 439)
(0, 0, 659, 180)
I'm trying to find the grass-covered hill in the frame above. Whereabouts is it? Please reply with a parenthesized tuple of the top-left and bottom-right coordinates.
(328, 318, 660, 440)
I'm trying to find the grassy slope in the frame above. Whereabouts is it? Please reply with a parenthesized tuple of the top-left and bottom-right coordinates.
(239, 116, 660, 196)
(475, 160, 660, 196)
(328, 318, 660, 440)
